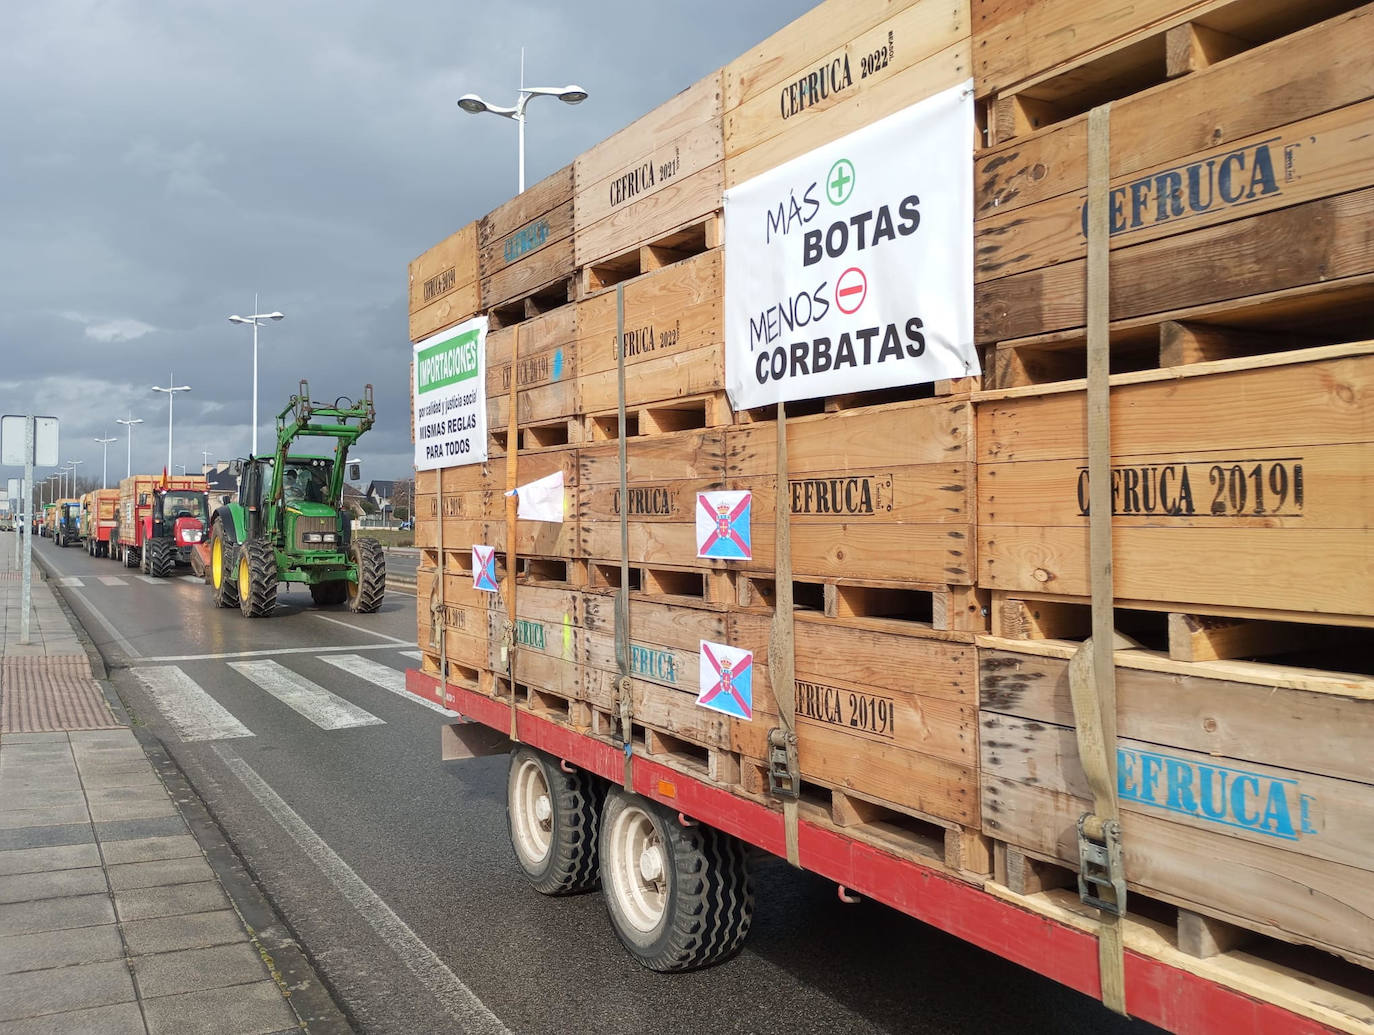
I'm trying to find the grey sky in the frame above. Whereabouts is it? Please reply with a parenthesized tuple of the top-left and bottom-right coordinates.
(0, 0, 813, 495)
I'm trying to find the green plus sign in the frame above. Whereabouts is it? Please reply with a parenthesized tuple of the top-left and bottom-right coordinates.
(827, 158, 855, 205)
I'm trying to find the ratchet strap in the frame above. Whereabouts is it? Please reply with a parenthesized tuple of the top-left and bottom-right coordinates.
(768, 404, 801, 867)
(613, 284, 635, 790)
(505, 322, 520, 742)
(1072, 101, 1129, 1018)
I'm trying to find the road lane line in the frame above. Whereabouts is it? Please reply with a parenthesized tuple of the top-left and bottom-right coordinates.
(64, 588, 143, 658)
(311, 614, 414, 645)
(136, 575, 170, 585)
(57, 576, 84, 587)
(138, 642, 406, 664)
(212, 746, 510, 1035)
(398, 650, 422, 661)
(317, 654, 458, 717)
(98, 576, 126, 587)
(228, 660, 385, 730)
(130, 667, 254, 741)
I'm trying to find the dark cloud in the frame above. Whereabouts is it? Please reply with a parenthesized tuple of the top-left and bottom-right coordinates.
(0, 0, 811, 492)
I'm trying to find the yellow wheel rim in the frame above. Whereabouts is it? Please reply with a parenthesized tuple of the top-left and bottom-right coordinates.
(212, 538, 222, 587)
(238, 554, 251, 604)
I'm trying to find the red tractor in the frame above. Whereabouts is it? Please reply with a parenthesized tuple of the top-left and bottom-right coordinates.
(111, 475, 210, 577)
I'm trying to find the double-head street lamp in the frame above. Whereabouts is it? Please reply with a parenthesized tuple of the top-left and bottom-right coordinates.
(228, 303, 284, 456)
(151, 376, 191, 475)
(66, 459, 83, 497)
(115, 416, 143, 479)
(94, 436, 117, 489)
(457, 64, 587, 193)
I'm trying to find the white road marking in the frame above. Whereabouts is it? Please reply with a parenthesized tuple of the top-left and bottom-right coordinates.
(318, 653, 458, 717)
(229, 660, 384, 730)
(138, 642, 407, 664)
(56, 576, 84, 587)
(136, 575, 170, 586)
(64, 589, 143, 658)
(130, 667, 253, 741)
(212, 746, 509, 1035)
(398, 650, 422, 661)
(98, 576, 126, 587)
(311, 614, 414, 646)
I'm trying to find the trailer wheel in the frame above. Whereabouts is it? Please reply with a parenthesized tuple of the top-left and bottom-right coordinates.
(146, 538, 175, 578)
(506, 747, 602, 895)
(236, 538, 278, 618)
(345, 537, 385, 614)
(309, 581, 348, 607)
(598, 788, 753, 972)
(123, 545, 139, 569)
(209, 523, 238, 608)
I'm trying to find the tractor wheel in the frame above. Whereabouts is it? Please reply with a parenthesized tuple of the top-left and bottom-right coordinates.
(147, 538, 175, 578)
(123, 545, 139, 569)
(309, 581, 348, 607)
(209, 523, 238, 608)
(598, 788, 753, 973)
(236, 538, 278, 618)
(345, 537, 385, 614)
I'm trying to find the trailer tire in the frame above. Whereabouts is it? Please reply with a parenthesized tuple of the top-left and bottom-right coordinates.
(345, 537, 385, 614)
(209, 523, 238, 608)
(123, 545, 139, 569)
(236, 538, 277, 618)
(309, 581, 348, 607)
(147, 538, 175, 578)
(598, 788, 753, 972)
(506, 747, 602, 896)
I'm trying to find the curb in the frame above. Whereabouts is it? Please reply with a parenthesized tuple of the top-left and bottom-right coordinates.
(37, 549, 357, 1034)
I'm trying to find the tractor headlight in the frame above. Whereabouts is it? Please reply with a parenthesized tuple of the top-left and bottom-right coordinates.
(183, 529, 203, 543)
(304, 532, 324, 543)
(321, 533, 337, 544)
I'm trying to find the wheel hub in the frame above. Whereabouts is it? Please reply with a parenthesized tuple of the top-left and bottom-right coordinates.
(534, 794, 552, 823)
(638, 845, 665, 882)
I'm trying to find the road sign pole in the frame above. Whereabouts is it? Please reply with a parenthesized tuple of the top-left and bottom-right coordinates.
(21, 417, 33, 645)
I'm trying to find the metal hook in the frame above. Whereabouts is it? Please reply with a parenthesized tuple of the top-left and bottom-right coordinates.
(677, 812, 697, 827)
(559, 759, 577, 775)
(837, 885, 861, 905)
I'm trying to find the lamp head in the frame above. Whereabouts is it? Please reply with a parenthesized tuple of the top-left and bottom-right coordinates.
(457, 94, 488, 115)
(228, 315, 249, 325)
(266, 312, 284, 321)
(558, 86, 588, 104)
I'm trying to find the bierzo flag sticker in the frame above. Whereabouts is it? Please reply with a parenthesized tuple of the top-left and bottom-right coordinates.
(697, 640, 753, 720)
(472, 545, 499, 593)
(696, 490, 751, 559)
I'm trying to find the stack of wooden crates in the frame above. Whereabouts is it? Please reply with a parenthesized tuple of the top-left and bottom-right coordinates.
(413, 0, 1373, 982)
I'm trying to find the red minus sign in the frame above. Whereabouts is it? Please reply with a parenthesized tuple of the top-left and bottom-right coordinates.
(838, 285, 864, 296)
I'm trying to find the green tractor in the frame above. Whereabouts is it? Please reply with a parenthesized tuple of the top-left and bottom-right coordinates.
(207, 380, 385, 618)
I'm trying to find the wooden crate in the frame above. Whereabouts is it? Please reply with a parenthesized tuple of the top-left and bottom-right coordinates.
(978, 638, 1374, 968)
(577, 249, 723, 413)
(480, 445, 581, 561)
(479, 165, 575, 311)
(976, 345, 1374, 622)
(734, 609, 980, 827)
(724, 0, 971, 188)
(413, 464, 489, 552)
(578, 428, 725, 568)
(486, 304, 578, 433)
(574, 72, 723, 270)
(726, 397, 975, 585)
(415, 566, 495, 671)
(485, 583, 583, 701)
(409, 223, 480, 343)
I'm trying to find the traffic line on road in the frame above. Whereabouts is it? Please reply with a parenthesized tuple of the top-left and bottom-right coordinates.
(138, 643, 408, 664)
(135, 575, 170, 586)
(212, 746, 510, 1035)
(311, 614, 415, 646)
(64, 588, 143, 658)
(97, 576, 126, 587)
(317, 653, 458, 717)
(228, 660, 385, 731)
(398, 650, 422, 661)
(56, 576, 84, 587)
(130, 667, 253, 741)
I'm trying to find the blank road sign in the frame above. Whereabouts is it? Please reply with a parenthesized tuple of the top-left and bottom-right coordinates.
(1, 416, 59, 467)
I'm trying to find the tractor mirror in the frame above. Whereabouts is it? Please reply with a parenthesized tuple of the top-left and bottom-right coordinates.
(231, 460, 244, 476)
(347, 462, 361, 480)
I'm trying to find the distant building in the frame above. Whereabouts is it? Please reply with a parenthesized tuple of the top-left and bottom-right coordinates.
(204, 464, 238, 506)
(364, 480, 396, 511)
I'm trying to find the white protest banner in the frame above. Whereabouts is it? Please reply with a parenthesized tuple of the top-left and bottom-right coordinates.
(413, 316, 488, 470)
(512, 470, 565, 522)
(724, 80, 976, 411)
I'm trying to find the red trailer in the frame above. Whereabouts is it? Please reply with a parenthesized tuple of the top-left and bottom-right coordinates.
(81, 489, 119, 557)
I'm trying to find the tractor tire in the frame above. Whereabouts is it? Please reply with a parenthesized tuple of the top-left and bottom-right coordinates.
(598, 788, 753, 973)
(345, 538, 385, 614)
(209, 523, 238, 608)
(309, 581, 348, 607)
(507, 747, 602, 895)
(236, 538, 278, 618)
(123, 545, 139, 569)
(146, 538, 175, 578)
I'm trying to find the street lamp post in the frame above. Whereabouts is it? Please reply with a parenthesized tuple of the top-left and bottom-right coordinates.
(228, 299, 284, 457)
(115, 416, 144, 479)
(94, 436, 117, 489)
(457, 56, 587, 193)
(151, 376, 191, 475)
(66, 460, 83, 497)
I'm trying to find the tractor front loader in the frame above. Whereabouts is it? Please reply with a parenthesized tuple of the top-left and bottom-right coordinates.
(207, 381, 385, 618)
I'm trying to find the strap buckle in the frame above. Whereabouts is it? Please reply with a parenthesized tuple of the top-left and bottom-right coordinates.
(767, 728, 799, 799)
(1077, 813, 1126, 916)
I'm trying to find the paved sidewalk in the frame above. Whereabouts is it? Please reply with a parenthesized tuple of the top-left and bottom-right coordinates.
(0, 533, 302, 1034)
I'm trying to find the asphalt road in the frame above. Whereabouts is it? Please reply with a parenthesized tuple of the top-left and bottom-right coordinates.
(28, 532, 1156, 1035)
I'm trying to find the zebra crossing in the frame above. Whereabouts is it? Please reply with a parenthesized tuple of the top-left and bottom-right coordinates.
(129, 647, 450, 742)
(55, 573, 195, 587)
